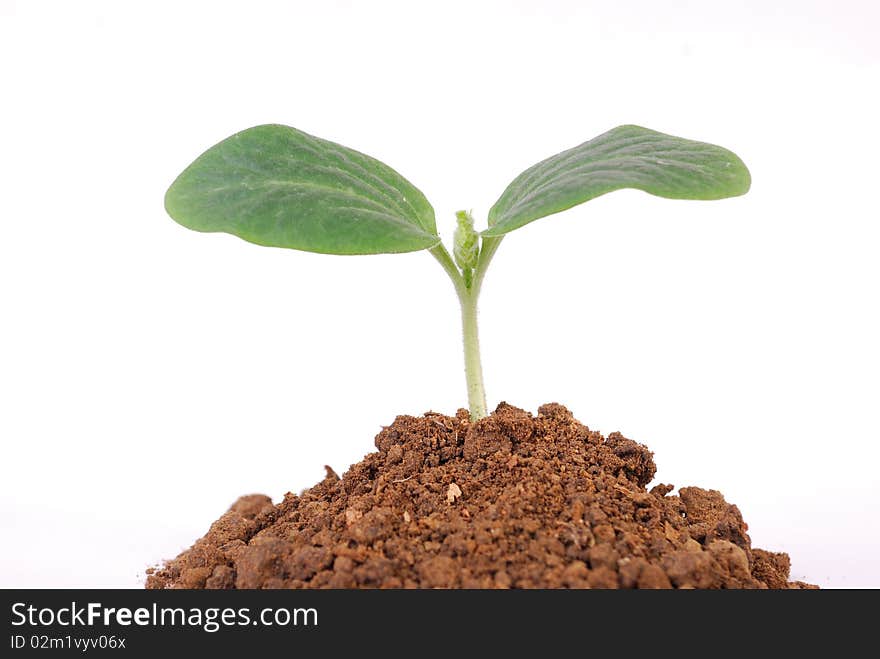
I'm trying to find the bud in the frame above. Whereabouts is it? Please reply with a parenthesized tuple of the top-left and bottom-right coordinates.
(453, 210, 479, 285)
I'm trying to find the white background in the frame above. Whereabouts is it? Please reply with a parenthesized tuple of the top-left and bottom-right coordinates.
(1, 0, 878, 588)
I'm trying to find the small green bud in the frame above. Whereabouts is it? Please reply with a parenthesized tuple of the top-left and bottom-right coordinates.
(454, 210, 479, 286)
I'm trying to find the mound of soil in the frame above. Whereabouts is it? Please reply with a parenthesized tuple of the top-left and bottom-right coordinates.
(146, 403, 813, 589)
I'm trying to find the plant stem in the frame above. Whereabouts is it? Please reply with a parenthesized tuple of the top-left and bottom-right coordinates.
(458, 285, 486, 419)
(428, 244, 465, 298)
(472, 235, 503, 296)
(429, 236, 504, 420)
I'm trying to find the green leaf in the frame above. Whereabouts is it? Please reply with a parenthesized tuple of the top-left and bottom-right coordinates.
(484, 125, 751, 237)
(165, 124, 439, 255)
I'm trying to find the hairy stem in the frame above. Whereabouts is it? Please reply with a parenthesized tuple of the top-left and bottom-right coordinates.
(472, 235, 503, 297)
(430, 235, 504, 420)
(458, 286, 486, 419)
(429, 243, 465, 297)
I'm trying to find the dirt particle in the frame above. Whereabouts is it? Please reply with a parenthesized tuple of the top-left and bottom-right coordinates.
(205, 565, 234, 590)
(751, 549, 793, 589)
(605, 432, 656, 487)
(639, 563, 673, 589)
(494, 570, 512, 589)
(562, 561, 591, 588)
(463, 417, 511, 460)
(446, 483, 462, 504)
(418, 556, 458, 588)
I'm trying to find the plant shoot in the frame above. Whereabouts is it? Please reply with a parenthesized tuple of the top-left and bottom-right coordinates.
(165, 124, 750, 420)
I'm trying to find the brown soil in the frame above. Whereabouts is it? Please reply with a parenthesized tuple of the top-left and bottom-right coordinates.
(146, 403, 814, 589)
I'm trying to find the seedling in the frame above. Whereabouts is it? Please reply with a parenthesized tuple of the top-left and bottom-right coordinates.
(165, 124, 749, 420)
